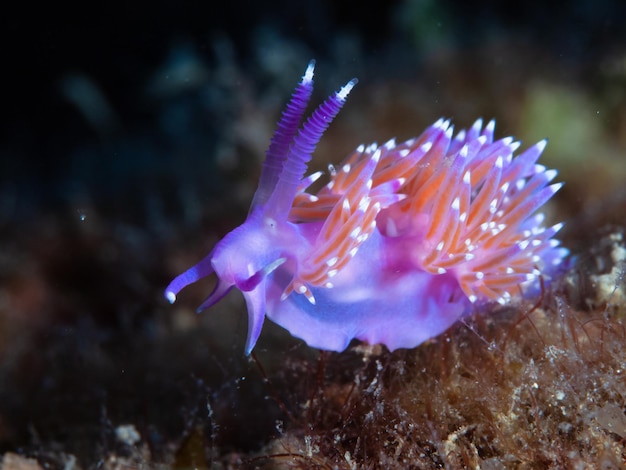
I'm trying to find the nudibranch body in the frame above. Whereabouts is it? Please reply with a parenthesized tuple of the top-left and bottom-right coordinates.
(165, 61, 568, 354)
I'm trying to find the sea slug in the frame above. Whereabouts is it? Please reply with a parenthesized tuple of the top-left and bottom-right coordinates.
(165, 61, 568, 354)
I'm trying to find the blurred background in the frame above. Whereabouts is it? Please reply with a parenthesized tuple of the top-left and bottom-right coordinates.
(1, 0, 626, 465)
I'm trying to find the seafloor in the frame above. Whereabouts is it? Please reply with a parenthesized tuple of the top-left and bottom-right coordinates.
(1, 1, 626, 468)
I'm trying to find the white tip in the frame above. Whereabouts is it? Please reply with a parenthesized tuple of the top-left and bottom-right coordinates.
(337, 78, 358, 101)
(384, 138, 396, 149)
(165, 291, 177, 304)
(544, 169, 558, 181)
(420, 141, 433, 153)
(460, 144, 469, 158)
(550, 182, 564, 193)
(303, 60, 315, 83)
(463, 170, 471, 184)
(535, 139, 548, 152)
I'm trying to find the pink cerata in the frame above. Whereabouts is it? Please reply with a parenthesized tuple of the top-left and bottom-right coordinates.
(165, 61, 568, 354)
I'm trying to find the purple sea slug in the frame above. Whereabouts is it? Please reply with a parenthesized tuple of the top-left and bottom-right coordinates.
(165, 61, 568, 354)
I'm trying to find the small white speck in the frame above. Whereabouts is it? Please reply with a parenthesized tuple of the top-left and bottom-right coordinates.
(463, 171, 471, 184)
(545, 169, 558, 181)
(550, 182, 564, 193)
(326, 256, 339, 267)
(358, 197, 370, 212)
(420, 141, 433, 153)
(384, 138, 396, 149)
(115, 424, 141, 446)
